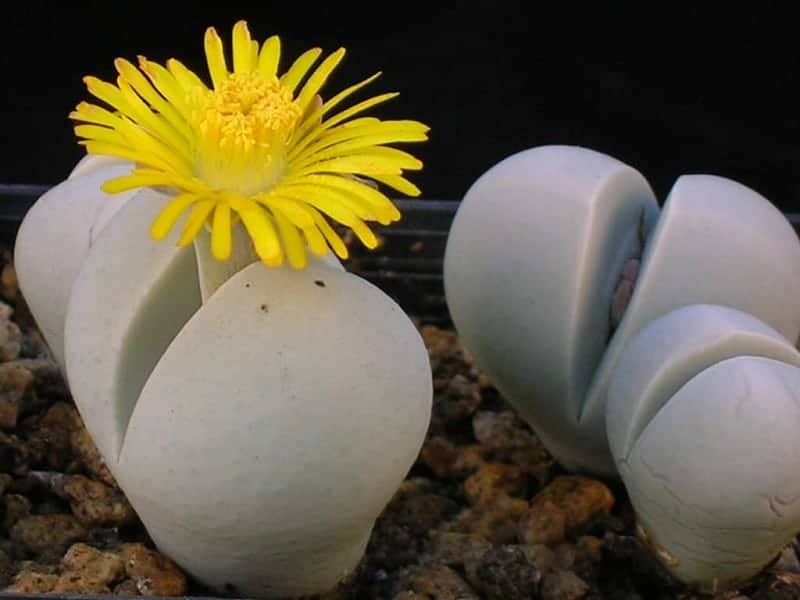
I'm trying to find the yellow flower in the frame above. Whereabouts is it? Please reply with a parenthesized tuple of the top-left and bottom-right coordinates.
(70, 20, 429, 269)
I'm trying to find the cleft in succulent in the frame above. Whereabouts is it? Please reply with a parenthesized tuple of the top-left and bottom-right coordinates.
(610, 208, 650, 330)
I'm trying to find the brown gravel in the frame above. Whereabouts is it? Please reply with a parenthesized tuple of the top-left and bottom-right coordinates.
(119, 543, 188, 596)
(1, 250, 799, 599)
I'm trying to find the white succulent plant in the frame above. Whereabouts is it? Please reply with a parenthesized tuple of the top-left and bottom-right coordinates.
(443, 144, 800, 591)
(16, 154, 432, 598)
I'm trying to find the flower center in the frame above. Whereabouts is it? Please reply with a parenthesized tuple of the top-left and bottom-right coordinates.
(189, 73, 303, 195)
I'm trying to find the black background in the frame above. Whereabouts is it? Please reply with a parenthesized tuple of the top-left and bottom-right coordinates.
(2, 2, 800, 210)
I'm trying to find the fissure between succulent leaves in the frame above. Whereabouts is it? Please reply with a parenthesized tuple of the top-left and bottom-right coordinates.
(610, 207, 650, 331)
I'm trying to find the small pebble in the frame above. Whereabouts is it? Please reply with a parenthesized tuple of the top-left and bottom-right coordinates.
(469, 545, 541, 600)
(450, 494, 529, 545)
(540, 569, 589, 600)
(120, 543, 188, 596)
(426, 531, 491, 569)
(18, 330, 52, 361)
(572, 536, 604, 581)
(420, 437, 486, 480)
(39, 401, 82, 432)
(532, 475, 615, 531)
(454, 445, 490, 477)
(3, 493, 32, 531)
(51, 571, 112, 594)
(463, 462, 529, 505)
(0, 319, 21, 363)
(10, 513, 88, 556)
(0, 302, 12, 321)
(555, 543, 577, 570)
(576, 535, 604, 564)
(521, 544, 559, 575)
(0, 362, 34, 429)
(4, 569, 59, 593)
(26, 426, 72, 473)
(1, 264, 18, 300)
(420, 326, 463, 363)
(472, 410, 537, 453)
(63, 475, 137, 527)
(419, 436, 460, 479)
(519, 497, 568, 545)
(69, 426, 117, 487)
(394, 564, 479, 600)
(114, 578, 141, 595)
(391, 492, 460, 537)
(61, 543, 125, 584)
(435, 374, 482, 424)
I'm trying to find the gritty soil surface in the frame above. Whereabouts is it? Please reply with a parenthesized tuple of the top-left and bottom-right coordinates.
(0, 246, 799, 600)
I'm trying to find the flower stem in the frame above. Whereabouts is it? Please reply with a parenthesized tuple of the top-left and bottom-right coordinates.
(193, 221, 259, 302)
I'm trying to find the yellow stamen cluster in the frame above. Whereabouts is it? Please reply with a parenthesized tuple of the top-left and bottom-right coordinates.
(70, 20, 429, 268)
(190, 74, 301, 194)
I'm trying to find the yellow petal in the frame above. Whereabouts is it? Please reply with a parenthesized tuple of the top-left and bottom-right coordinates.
(73, 124, 124, 145)
(179, 199, 215, 246)
(112, 117, 193, 175)
(139, 57, 190, 116)
(69, 102, 119, 128)
(83, 140, 177, 174)
(102, 168, 208, 194)
(291, 154, 405, 179)
(292, 71, 381, 139)
(254, 195, 315, 229)
(257, 35, 281, 78)
(288, 174, 401, 222)
(273, 211, 307, 269)
(306, 207, 348, 259)
(278, 182, 375, 221)
(368, 173, 422, 196)
(359, 145, 423, 169)
(83, 76, 131, 116)
(350, 218, 379, 249)
(274, 188, 358, 227)
(236, 202, 283, 263)
(295, 120, 429, 163)
(295, 48, 346, 114)
(116, 58, 192, 139)
(166, 58, 209, 92)
(211, 203, 232, 259)
(289, 91, 398, 159)
(232, 20, 253, 74)
(116, 78, 192, 161)
(280, 47, 322, 94)
(318, 92, 399, 131)
(303, 225, 329, 256)
(294, 143, 425, 174)
(204, 26, 228, 88)
(150, 193, 199, 240)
